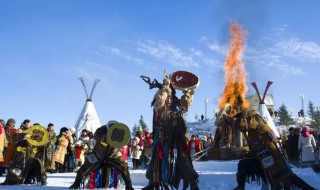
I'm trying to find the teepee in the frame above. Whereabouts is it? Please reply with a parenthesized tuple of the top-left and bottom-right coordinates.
(251, 81, 280, 138)
(74, 78, 102, 138)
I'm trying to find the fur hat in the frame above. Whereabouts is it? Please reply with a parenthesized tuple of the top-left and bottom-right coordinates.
(134, 136, 140, 144)
(69, 127, 76, 133)
(302, 126, 310, 132)
(6, 118, 15, 126)
(201, 136, 207, 142)
(75, 140, 84, 146)
(60, 127, 69, 135)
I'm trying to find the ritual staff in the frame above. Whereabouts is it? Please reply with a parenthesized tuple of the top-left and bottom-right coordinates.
(69, 121, 134, 190)
(141, 70, 200, 190)
(1, 124, 48, 185)
(232, 108, 316, 190)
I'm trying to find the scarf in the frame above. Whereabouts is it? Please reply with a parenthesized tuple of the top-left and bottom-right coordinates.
(301, 130, 310, 137)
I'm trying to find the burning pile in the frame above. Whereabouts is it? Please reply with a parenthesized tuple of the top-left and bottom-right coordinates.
(218, 21, 249, 114)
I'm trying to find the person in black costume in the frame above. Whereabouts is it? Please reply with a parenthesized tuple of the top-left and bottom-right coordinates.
(69, 121, 134, 190)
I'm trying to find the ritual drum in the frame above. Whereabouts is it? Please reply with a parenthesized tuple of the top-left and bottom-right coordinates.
(170, 71, 200, 91)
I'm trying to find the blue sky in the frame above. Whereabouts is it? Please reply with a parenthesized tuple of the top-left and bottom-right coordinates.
(1, 1, 320, 131)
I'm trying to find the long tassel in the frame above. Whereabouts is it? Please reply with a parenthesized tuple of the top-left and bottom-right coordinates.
(88, 170, 96, 189)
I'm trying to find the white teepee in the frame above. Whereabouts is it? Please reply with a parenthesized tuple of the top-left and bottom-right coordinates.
(251, 81, 280, 138)
(74, 78, 102, 138)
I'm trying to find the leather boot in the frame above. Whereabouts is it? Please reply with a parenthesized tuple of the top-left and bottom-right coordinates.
(40, 175, 47, 185)
(125, 180, 134, 190)
(69, 176, 82, 189)
(190, 179, 200, 190)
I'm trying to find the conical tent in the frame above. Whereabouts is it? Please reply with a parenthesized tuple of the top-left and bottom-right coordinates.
(251, 81, 280, 138)
(74, 78, 102, 138)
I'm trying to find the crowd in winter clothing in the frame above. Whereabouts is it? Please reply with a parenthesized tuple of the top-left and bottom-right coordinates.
(0, 118, 216, 179)
(129, 129, 153, 170)
(187, 134, 214, 160)
(284, 126, 320, 167)
(0, 118, 111, 178)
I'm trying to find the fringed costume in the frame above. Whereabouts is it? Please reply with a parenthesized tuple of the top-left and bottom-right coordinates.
(69, 122, 133, 190)
(1, 125, 48, 186)
(233, 108, 316, 190)
(141, 70, 200, 190)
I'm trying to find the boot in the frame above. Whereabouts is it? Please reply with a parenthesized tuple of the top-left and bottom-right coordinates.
(190, 179, 200, 190)
(69, 176, 83, 189)
(182, 180, 189, 190)
(142, 183, 158, 190)
(40, 175, 47, 185)
(125, 180, 134, 190)
(233, 186, 245, 190)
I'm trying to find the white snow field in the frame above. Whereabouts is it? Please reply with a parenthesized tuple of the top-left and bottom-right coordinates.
(0, 161, 319, 190)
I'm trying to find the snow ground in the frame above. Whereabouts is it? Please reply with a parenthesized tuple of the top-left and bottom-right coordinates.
(0, 161, 319, 190)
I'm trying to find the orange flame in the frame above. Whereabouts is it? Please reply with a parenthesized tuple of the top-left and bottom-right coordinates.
(218, 22, 249, 113)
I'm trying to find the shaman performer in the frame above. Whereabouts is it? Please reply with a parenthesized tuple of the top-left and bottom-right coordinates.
(69, 121, 133, 190)
(141, 70, 200, 190)
(1, 124, 48, 185)
(215, 104, 233, 148)
(232, 108, 316, 190)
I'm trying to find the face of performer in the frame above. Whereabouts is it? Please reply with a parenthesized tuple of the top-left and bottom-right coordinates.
(226, 106, 231, 114)
(82, 131, 87, 136)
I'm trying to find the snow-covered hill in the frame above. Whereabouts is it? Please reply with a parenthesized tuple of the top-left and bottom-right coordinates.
(187, 116, 315, 138)
(186, 119, 216, 137)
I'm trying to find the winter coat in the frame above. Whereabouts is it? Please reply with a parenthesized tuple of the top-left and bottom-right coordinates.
(188, 139, 201, 156)
(130, 137, 142, 159)
(45, 130, 57, 170)
(142, 138, 153, 157)
(3, 127, 17, 167)
(298, 135, 317, 163)
(73, 140, 88, 172)
(0, 124, 8, 163)
(121, 145, 129, 162)
(54, 134, 69, 164)
(289, 135, 300, 164)
(3, 131, 46, 185)
(135, 133, 144, 148)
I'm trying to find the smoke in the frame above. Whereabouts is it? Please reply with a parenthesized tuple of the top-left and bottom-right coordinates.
(212, 0, 270, 44)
